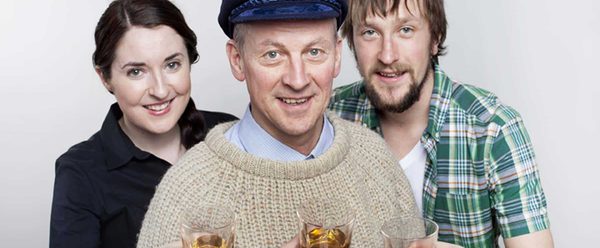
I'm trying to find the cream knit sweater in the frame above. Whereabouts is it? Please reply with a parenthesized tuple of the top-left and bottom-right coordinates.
(137, 114, 418, 247)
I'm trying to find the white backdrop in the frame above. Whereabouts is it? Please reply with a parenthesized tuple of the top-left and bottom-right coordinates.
(0, 0, 598, 246)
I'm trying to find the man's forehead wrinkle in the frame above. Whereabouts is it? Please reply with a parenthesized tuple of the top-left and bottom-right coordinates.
(258, 39, 284, 48)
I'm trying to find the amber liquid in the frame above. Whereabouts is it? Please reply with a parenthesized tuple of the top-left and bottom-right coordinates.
(183, 234, 229, 248)
(303, 227, 350, 248)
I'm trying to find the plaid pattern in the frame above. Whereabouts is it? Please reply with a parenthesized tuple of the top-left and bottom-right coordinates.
(328, 65, 550, 248)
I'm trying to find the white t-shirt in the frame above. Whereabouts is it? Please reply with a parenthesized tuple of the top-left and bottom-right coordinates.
(399, 141, 427, 213)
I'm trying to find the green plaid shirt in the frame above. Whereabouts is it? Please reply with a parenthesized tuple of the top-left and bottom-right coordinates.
(328, 65, 550, 248)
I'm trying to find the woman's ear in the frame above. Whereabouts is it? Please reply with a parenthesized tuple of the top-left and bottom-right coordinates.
(95, 67, 114, 94)
(226, 39, 246, 82)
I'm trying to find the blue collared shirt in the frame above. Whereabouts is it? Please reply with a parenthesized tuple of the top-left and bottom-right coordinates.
(224, 106, 334, 161)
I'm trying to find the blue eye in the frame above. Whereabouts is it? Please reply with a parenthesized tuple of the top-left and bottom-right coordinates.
(400, 27, 413, 34)
(266, 51, 279, 59)
(309, 49, 321, 57)
(363, 29, 376, 36)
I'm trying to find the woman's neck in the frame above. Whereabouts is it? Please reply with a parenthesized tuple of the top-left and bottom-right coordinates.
(119, 118, 185, 165)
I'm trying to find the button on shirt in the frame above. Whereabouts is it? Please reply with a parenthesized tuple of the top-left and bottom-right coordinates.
(225, 107, 334, 161)
(50, 103, 237, 248)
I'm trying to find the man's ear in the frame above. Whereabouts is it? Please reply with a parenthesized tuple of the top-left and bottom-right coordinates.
(95, 67, 114, 94)
(333, 36, 343, 78)
(431, 36, 440, 56)
(226, 39, 246, 82)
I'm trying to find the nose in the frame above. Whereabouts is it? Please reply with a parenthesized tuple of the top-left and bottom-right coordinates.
(148, 70, 169, 99)
(377, 36, 399, 65)
(282, 55, 310, 90)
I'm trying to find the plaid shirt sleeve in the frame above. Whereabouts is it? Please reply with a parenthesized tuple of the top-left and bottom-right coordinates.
(487, 105, 550, 238)
(329, 67, 551, 247)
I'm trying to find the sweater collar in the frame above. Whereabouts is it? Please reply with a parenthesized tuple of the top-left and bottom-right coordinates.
(229, 106, 334, 161)
(204, 112, 350, 180)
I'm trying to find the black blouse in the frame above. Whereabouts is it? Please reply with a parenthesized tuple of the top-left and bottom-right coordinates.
(50, 103, 237, 248)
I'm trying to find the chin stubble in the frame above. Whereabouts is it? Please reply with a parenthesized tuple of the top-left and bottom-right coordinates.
(364, 62, 431, 114)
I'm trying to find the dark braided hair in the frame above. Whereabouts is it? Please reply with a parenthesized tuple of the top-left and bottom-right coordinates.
(178, 98, 206, 149)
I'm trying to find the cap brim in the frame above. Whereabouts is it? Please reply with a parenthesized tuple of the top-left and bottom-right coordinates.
(230, 2, 340, 24)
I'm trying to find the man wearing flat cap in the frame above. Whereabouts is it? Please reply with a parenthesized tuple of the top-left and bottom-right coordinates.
(137, 0, 418, 247)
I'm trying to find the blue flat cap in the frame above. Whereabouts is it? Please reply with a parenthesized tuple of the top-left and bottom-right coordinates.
(218, 0, 348, 38)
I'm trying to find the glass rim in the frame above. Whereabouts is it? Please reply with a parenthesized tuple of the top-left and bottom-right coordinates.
(180, 203, 236, 231)
(380, 217, 438, 241)
(296, 209, 356, 229)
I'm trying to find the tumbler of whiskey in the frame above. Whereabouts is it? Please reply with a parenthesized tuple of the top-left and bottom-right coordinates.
(380, 217, 438, 248)
(180, 204, 236, 248)
(297, 197, 355, 248)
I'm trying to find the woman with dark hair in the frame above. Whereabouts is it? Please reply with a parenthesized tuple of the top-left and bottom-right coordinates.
(49, 0, 236, 247)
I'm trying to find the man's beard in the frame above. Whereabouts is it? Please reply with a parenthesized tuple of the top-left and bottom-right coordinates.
(363, 61, 431, 114)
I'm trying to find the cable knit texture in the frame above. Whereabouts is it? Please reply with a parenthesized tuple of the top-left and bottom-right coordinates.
(137, 113, 419, 247)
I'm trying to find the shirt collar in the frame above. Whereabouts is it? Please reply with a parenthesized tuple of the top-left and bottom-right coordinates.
(232, 106, 334, 161)
(348, 85, 382, 134)
(424, 64, 453, 142)
(98, 103, 151, 170)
